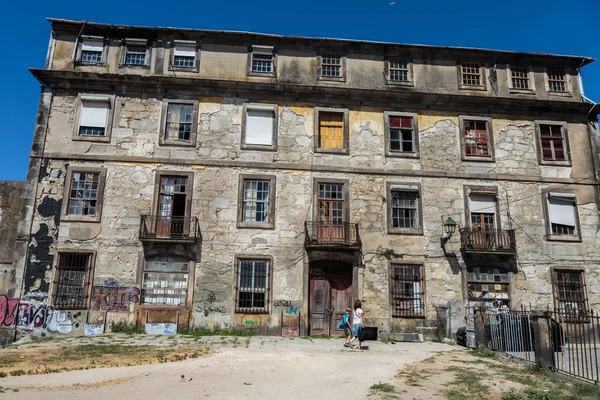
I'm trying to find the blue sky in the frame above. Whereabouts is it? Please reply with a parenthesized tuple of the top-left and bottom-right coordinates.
(0, 0, 598, 181)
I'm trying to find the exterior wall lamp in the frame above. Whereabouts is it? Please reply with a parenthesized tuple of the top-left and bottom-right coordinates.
(440, 216, 458, 247)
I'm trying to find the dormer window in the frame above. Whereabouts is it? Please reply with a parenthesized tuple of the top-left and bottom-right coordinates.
(169, 41, 199, 72)
(76, 37, 105, 65)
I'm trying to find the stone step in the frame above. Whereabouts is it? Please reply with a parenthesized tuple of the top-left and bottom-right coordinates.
(378, 332, 424, 343)
(415, 326, 440, 341)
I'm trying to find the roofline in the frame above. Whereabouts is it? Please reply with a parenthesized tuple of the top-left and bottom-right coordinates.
(46, 18, 594, 67)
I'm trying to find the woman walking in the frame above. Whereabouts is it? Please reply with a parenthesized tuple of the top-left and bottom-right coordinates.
(350, 299, 364, 350)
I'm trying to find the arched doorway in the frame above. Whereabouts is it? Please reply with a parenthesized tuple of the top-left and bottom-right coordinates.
(308, 260, 353, 335)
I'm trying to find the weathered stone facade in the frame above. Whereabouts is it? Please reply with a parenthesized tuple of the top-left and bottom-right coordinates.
(7, 18, 600, 343)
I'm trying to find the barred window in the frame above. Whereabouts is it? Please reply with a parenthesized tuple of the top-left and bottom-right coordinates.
(461, 63, 483, 87)
(463, 119, 491, 157)
(125, 45, 147, 66)
(388, 58, 409, 82)
(553, 270, 588, 321)
(68, 171, 100, 216)
(511, 67, 530, 89)
(391, 190, 419, 229)
(53, 253, 92, 309)
(242, 180, 271, 223)
(142, 256, 189, 306)
(320, 54, 342, 78)
(548, 69, 567, 92)
(236, 258, 270, 313)
(165, 104, 193, 142)
(540, 124, 567, 162)
(391, 264, 423, 317)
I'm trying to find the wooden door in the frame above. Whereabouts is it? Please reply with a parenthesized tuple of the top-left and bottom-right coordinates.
(330, 275, 352, 334)
(156, 176, 188, 237)
(309, 277, 330, 335)
(470, 213, 495, 249)
(319, 112, 344, 149)
(317, 183, 345, 242)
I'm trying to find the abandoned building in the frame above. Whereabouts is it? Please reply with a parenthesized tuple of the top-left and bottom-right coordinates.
(1, 17, 599, 342)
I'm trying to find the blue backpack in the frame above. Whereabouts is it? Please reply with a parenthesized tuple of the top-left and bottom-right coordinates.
(338, 313, 348, 329)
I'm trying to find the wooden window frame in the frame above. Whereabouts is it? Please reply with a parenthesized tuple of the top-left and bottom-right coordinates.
(542, 191, 582, 242)
(312, 178, 350, 223)
(237, 174, 276, 229)
(458, 63, 486, 90)
(552, 268, 589, 323)
(384, 111, 419, 158)
(386, 182, 423, 235)
(52, 251, 95, 310)
(317, 53, 346, 82)
(534, 121, 571, 166)
(247, 45, 277, 78)
(168, 40, 200, 73)
(384, 57, 414, 86)
(61, 166, 107, 223)
(546, 68, 570, 94)
(314, 107, 349, 154)
(159, 100, 199, 147)
(72, 94, 116, 143)
(241, 103, 279, 151)
(234, 255, 273, 314)
(75, 36, 107, 66)
(389, 262, 425, 318)
(119, 38, 151, 68)
(463, 186, 500, 230)
(508, 65, 535, 93)
(459, 116, 495, 162)
(150, 170, 194, 220)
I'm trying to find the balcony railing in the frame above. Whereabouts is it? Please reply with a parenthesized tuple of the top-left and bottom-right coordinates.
(139, 215, 199, 243)
(304, 222, 361, 248)
(459, 228, 516, 253)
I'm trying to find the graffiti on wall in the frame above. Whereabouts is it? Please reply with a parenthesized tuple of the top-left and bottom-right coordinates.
(90, 282, 141, 312)
(16, 301, 82, 333)
(85, 323, 105, 336)
(145, 323, 177, 335)
(274, 300, 293, 307)
(0, 295, 19, 327)
(284, 306, 299, 315)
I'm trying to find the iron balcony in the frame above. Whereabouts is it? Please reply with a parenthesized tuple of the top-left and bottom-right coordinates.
(139, 215, 200, 243)
(304, 221, 361, 249)
(459, 228, 516, 254)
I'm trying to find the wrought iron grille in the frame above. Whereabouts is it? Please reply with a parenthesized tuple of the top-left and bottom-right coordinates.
(459, 228, 516, 253)
(53, 252, 91, 309)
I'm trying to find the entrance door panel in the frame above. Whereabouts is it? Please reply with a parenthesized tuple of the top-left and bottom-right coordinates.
(471, 213, 495, 249)
(309, 277, 330, 335)
(330, 275, 352, 333)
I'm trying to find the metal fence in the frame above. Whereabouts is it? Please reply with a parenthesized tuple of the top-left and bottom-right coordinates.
(475, 306, 600, 384)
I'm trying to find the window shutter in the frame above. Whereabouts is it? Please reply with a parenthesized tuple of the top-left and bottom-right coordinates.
(80, 101, 109, 128)
(319, 113, 344, 149)
(548, 195, 576, 227)
(174, 45, 196, 58)
(245, 108, 274, 145)
(470, 195, 496, 214)
(82, 40, 103, 52)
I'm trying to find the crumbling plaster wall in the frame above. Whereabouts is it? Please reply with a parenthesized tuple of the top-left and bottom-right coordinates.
(0, 181, 27, 296)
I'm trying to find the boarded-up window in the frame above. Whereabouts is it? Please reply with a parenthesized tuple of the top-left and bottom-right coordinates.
(54, 253, 92, 309)
(553, 269, 588, 321)
(548, 193, 578, 235)
(79, 100, 110, 136)
(245, 107, 275, 145)
(466, 266, 510, 315)
(463, 119, 490, 157)
(391, 264, 423, 317)
(142, 256, 189, 306)
(319, 112, 344, 149)
(540, 124, 567, 161)
(236, 258, 270, 313)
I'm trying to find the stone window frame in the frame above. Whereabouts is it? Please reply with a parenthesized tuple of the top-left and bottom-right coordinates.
(541, 191, 582, 243)
(463, 185, 501, 229)
(237, 174, 277, 229)
(233, 254, 274, 315)
(150, 170, 195, 219)
(388, 261, 426, 319)
(312, 177, 351, 223)
(317, 52, 347, 82)
(534, 120, 571, 167)
(386, 182, 423, 235)
(544, 67, 572, 96)
(51, 250, 96, 310)
(159, 99, 199, 147)
(551, 268, 590, 322)
(457, 62, 487, 91)
(247, 45, 277, 78)
(74, 35, 108, 66)
(168, 40, 200, 73)
(60, 165, 107, 223)
(383, 111, 420, 158)
(72, 94, 116, 143)
(384, 56, 414, 87)
(458, 115, 495, 162)
(313, 107, 350, 154)
(119, 38, 151, 69)
(507, 65, 536, 94)
(241, 103, 279, 151)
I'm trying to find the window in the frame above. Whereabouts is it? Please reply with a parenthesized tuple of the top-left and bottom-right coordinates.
(160, 100, 198, 146)
(536, 122, 569, 164)
(510, 66, 531, 90)
(387, 58, 410, 83)
(387, 183, 422, 235)
(236, 257, 270, 313)
(553, 269, 589, 321)
(170, 41, 198, 71)
(237, 175, 276, 229)
(142, 256, 189, 306)
(53, 252, 93, 309)
(314, 108, 349, 153)
(460, 63, 484, 88)
(547, 69, 568, 92)
(459, 117, 494, 160)
(74, 95, 114, 142)
(241, 104, 278, 150)
(78, 39, 104, 64)
(384, 112, 418, 157)
(318, 54, 345, 80)
(122, 40, 149, 67)
(61, 166, 107, 222)
(466, 266, 510, 315)
(390, 264, 424, 317)
(248, 46, 275, 76)
(545, 193, 580, 240)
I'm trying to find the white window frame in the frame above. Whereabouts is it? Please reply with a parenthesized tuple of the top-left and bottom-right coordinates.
(120, 38, 150, 67)
(545, 192, 581, 241)
(75, 36, 106, 65)
(248, 45, 276, 77)
(241, 103, 278, 151)
(169, 40, 199, 72)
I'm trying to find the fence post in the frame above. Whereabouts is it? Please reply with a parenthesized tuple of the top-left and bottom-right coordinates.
(531, 311, 554, 370)
(474, 305, 486, 348)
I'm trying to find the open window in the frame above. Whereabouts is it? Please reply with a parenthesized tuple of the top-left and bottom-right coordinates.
(545, 193, 580, 241)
